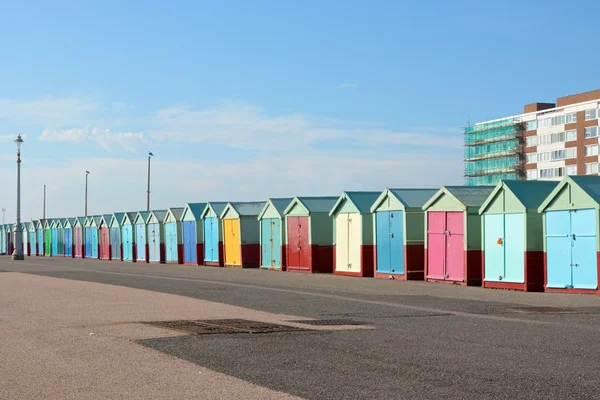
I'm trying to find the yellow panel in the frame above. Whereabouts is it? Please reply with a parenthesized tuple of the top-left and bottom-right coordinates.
(335, 214, 348, 272)
(224, 219, 241, 265)
(347, 213, 362, 273)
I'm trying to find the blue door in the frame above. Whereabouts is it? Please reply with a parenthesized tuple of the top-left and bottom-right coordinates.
(165, 222, 178, 262)
(122, 225, 132, 261)
(91, 228, 99, 259)
(136, 224, 146, 261)
(29, 232, 36, 254)
(183, 221, 196, 263)
(376, 210, 404, 275)
(484, 214, 504, 282)
(85, 227, 92, 257)
(261, 218, 281, 268)
(38, 230, 43, 255)
(51, 229, 58, 255)
(546, 209, 598, 289)
(148, 223, 160, 262)
(65, 228, 72, 256)
(504, 214, 525, 283)
(204, 217, 218, 263)
(571, 209, 598, 289)
(110, 227, 121, 260)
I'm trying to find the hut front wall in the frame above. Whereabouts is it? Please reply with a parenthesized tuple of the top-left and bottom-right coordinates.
(405, 210, 426, 245)
(466, 211, 483, 251)
(285, 202, 309, 217)
(426, 194, 463, 212)
(261, 204, 282, 219)
(310, 213, 333, 246)
(361, 213, 374, 245)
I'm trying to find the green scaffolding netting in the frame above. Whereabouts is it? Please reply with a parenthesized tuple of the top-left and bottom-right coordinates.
(464, 155, 520, 176)
(465, 139, 519, 160)
(466, 172, 519, 186)
(464, 118, 521, 145)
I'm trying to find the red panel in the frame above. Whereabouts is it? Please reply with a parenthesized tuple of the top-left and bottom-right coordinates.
(286, 216, 310, 271)
(100, 227, 110, 260)
(525, 251, 544, 292)
(405, 244, 425, 280)
(361, 245, 375, 277)
(240, 243, 260, 268)
(313, 245, 332, 273)
(160, 243, 166, 263)
(465, 250, 482, 286)
(26, 243, 30, 257)
(280, 244, 286, 271)
(178, 243, 184, 264)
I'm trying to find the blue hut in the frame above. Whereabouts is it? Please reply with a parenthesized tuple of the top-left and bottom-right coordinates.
(36, 219, 45, 256)
(134, 211, 151, 263)
(180, 203, 207, 265)
(121, 212, 137, 262)
(147, 210, 167, 263)
(64, 218, 74, 257)
(257, 198, 293, 270)
(110, 212, 125, 262)
(28, 221, 37, 256)
(200, 202, 228, 267)
(165, 207, 185, 264)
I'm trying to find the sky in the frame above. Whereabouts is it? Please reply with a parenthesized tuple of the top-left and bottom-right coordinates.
(1, 0, 599, 222)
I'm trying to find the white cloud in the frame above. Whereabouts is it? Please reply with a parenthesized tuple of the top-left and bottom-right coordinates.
(39, 126, 147, 153)
(339, 83, 359, 89)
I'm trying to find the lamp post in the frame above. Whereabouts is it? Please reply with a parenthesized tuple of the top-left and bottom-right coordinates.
(12, 134, 24, 260)
(146, 151, 153, 211)
(85, 170, 90, 217)
(1, 208, 5, 225)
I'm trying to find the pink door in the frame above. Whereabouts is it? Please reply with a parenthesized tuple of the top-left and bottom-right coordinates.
(427, 212, 446, 279)
(445, 212, 464, 281)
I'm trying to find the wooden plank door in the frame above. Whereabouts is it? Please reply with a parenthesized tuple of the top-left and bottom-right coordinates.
(335, 214, 349, 272)
(484, 214, 504, 282)
(444, 212, 464, 282)
(504, 213, 525, 283)
(136, 225, 146, 261)
(347, 213, 362, 274)
(376, 211, 391, 274)
(426, 212, 446, 280)
(571, 209, 598, 289)
(224, 219, 241, 266)
(545, 210, 572, 289)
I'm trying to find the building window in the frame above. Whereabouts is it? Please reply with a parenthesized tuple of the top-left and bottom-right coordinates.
(566, 130, 577, 141)
(525, 120, 537, 131)
(566, 165, 577, 176)
(585, 109, 598, 121)
(586, 144, 599, 156)
(585, 126, 598, 138)
(586, 163, 599, 175)
(526, 136, 537, 147)
(526, 153, 537, 164)
(539, 167, 565, 179)
(526, 169, 538, 180)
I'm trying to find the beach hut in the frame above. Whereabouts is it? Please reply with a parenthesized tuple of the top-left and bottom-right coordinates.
(0, 225, 5, 255)
(44, 219, 52, 256)
(28, 221, 37, 256)
(164, 207, 185, 264)
(64, 218, 74, 258)
(52, 219, 65, 257)
(329, 192, 380, 277)
(109, 213, 125, 262)
(220, 202, 265, 268)
(21, 223, 28, 256)
(201, 202, 228, 267)
(36, 220, 45, 256)
(538, 176, 600, 294)
(180, 203, 207, 265)
(422, 186, 495, 286)
(257, 198, 293, 270)
(479, 181, 558, 292)
(73, 217, 85, 258)
(84, 216, 100, 259)
(282, 196, 338, 273)
(121, 212, 137, 262)
(134, 211, 151, 263)
(147, 210, 167, 263)
(98, 214, 112, 260)
(370, 188, 439, 280)
(5, 224, 13, 255)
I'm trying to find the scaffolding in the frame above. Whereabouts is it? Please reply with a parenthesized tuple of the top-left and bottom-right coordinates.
(464, 118, 525, 186)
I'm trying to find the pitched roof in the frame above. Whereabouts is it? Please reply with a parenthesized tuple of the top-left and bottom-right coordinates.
(283, 196, 339, 214)
(538, 176, 600, 212)
(330, 191, 380, 215)
(123, 212, 137, 223)
(258, 198, 293, 219)
(390, 188, 439, 208)
(185, 203, 207, 219)
(135, 211, 151, 223)
(210, 202, 228, 216)
(225, 202, 266, 217)
(445, 186, 495, 207)
(503, 180, 559, 209)
(168, 207, 185, 220)
(150, 210, 168, 222)
(112, 212, 126, 224)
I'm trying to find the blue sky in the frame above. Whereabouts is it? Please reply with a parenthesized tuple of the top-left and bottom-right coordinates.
(1, 0, 599, 221)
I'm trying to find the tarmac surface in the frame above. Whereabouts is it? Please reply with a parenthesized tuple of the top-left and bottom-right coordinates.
(2, 256, 600, 399)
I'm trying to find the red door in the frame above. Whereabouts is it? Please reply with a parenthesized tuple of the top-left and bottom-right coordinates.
(445, 212, 464, 282)
(427, 212, 446, 279)
(74, 227, 82, 257)
(287, 217, 310, 271)
(100, 227, 110, 260)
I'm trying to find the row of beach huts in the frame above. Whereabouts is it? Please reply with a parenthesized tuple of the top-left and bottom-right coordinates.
(2, 176, 600, 294)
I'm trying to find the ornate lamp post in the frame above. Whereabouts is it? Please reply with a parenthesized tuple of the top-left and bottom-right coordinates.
(12, 134, 24, 260)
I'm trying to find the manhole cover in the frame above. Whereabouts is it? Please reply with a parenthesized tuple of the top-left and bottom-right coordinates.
(512, 307, 579, 313)
(289, 319, 369, 326)
(143, 319, 310, 335)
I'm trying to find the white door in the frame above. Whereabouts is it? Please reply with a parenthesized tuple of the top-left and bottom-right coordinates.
(335, 214, 349, 272)
(347, 213, 362, 273)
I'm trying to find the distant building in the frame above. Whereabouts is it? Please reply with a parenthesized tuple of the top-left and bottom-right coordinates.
(464, 89, 600, 185)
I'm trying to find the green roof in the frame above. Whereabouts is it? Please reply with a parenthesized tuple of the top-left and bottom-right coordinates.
(445, 186, 495, 207)
(389, 188, 439, 208)
(168, 207, 185, 221)
(225, 202, 266, 217)
(258, 198, 293, 219)
(149, 210, 168, 222)
(185, 203, 207, 220)
(503, 180, 559, 209)
(538, 176, 600, 212)
(136, 211, 151, 223)
(112, 212, 126, 224)
(283, 196, 338, 215)
(330, 191, 380, 216)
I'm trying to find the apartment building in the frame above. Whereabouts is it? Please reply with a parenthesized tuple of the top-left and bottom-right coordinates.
(464, 89, 600, 185)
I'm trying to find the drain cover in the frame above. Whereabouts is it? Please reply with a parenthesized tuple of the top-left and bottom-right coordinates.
(289, 319, 369, 326)
(144, 319, 310, 335)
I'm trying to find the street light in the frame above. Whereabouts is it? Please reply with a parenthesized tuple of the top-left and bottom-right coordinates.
(147, 151, 153, 211)
(85, 170, 90, 217)
(12, 134, 24, 260)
